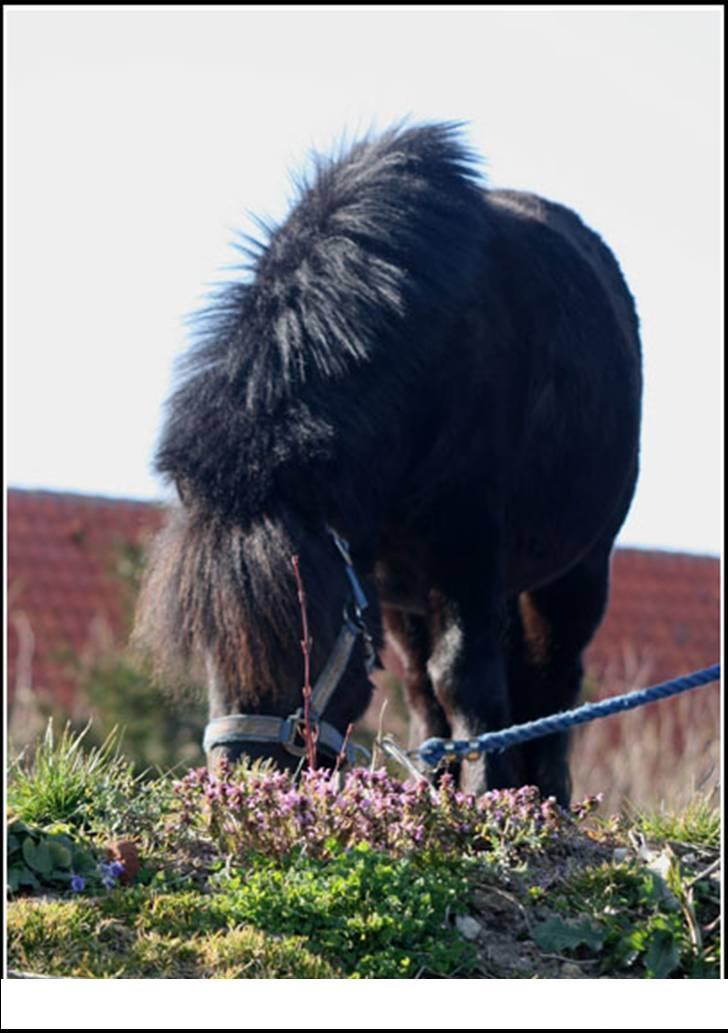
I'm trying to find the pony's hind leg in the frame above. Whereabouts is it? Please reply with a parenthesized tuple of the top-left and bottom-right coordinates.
(507, 539, 613, 806)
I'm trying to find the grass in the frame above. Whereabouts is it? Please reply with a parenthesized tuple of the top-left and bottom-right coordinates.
(569, 671, 720, 815)
(6, 721, 722, 979)
(7, 719, 140, 834)
(631, 790, 721, 849)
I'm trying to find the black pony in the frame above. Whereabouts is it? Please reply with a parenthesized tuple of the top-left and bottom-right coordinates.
(135, 122, 642, 805)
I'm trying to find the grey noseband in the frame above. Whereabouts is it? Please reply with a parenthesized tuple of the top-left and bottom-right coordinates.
(203, 529, 375, 768)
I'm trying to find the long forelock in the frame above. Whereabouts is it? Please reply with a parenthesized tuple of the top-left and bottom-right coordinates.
(133, 506, 346, 710)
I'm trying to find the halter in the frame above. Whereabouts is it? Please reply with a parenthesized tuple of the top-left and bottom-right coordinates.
(202, 529, 375, 768)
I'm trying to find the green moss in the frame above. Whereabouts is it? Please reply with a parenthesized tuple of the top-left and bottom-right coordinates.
(7, 894, 339, 979)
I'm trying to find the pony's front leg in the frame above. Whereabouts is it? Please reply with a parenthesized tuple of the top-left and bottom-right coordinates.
(426, 595, 519, 795)
(384, 607, 452, 755)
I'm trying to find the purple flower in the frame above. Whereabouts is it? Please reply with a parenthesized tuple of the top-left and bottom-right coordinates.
(97, 859, 126, 889)
(167, 759, 575, 864)
(70, 873, 85, 892)
(279, 793, 297, 814)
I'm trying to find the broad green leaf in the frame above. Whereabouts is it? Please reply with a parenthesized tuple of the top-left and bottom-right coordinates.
(7, 866, 23, 892)
(48, 841, 73, 869)
(22, 836, 40, 871)
(73, 848, 97, 874)
(17, 868, 41, 889)
(29, 839, 53, 876)
(645, 928, 681, 979)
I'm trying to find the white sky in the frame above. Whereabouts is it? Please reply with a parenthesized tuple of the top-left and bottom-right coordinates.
(4, 6, 724, 555)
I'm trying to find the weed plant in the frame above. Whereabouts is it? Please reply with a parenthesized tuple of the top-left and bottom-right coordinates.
(7, 720, 139, 835)
(170, 761, 589, 864)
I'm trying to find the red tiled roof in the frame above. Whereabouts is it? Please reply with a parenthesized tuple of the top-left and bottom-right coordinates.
(7, 489, 721, 717)
(7, 489, 164, 710)
(585, 547, 720, 693)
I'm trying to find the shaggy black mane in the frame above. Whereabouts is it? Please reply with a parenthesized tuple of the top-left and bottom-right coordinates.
(155, 123, 489, 524)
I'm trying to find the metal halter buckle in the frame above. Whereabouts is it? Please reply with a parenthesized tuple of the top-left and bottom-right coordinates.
(284, 708, 320, 758)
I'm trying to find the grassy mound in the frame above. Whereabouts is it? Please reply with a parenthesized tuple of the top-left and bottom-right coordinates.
(6, 725, 721, 979)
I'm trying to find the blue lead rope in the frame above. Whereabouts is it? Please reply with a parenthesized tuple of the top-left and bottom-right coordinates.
(414, 664, 721, 769)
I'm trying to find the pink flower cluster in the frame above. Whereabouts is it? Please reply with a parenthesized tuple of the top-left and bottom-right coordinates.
(171, 764, 592, 862)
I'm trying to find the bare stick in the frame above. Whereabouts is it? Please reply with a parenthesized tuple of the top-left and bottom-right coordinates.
(292, 555, 318, 770)
(334, 722, 354, 776)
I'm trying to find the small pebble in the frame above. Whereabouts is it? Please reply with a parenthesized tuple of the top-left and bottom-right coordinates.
(455, 915, 482, 941)
(561, 962, 585, 979)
